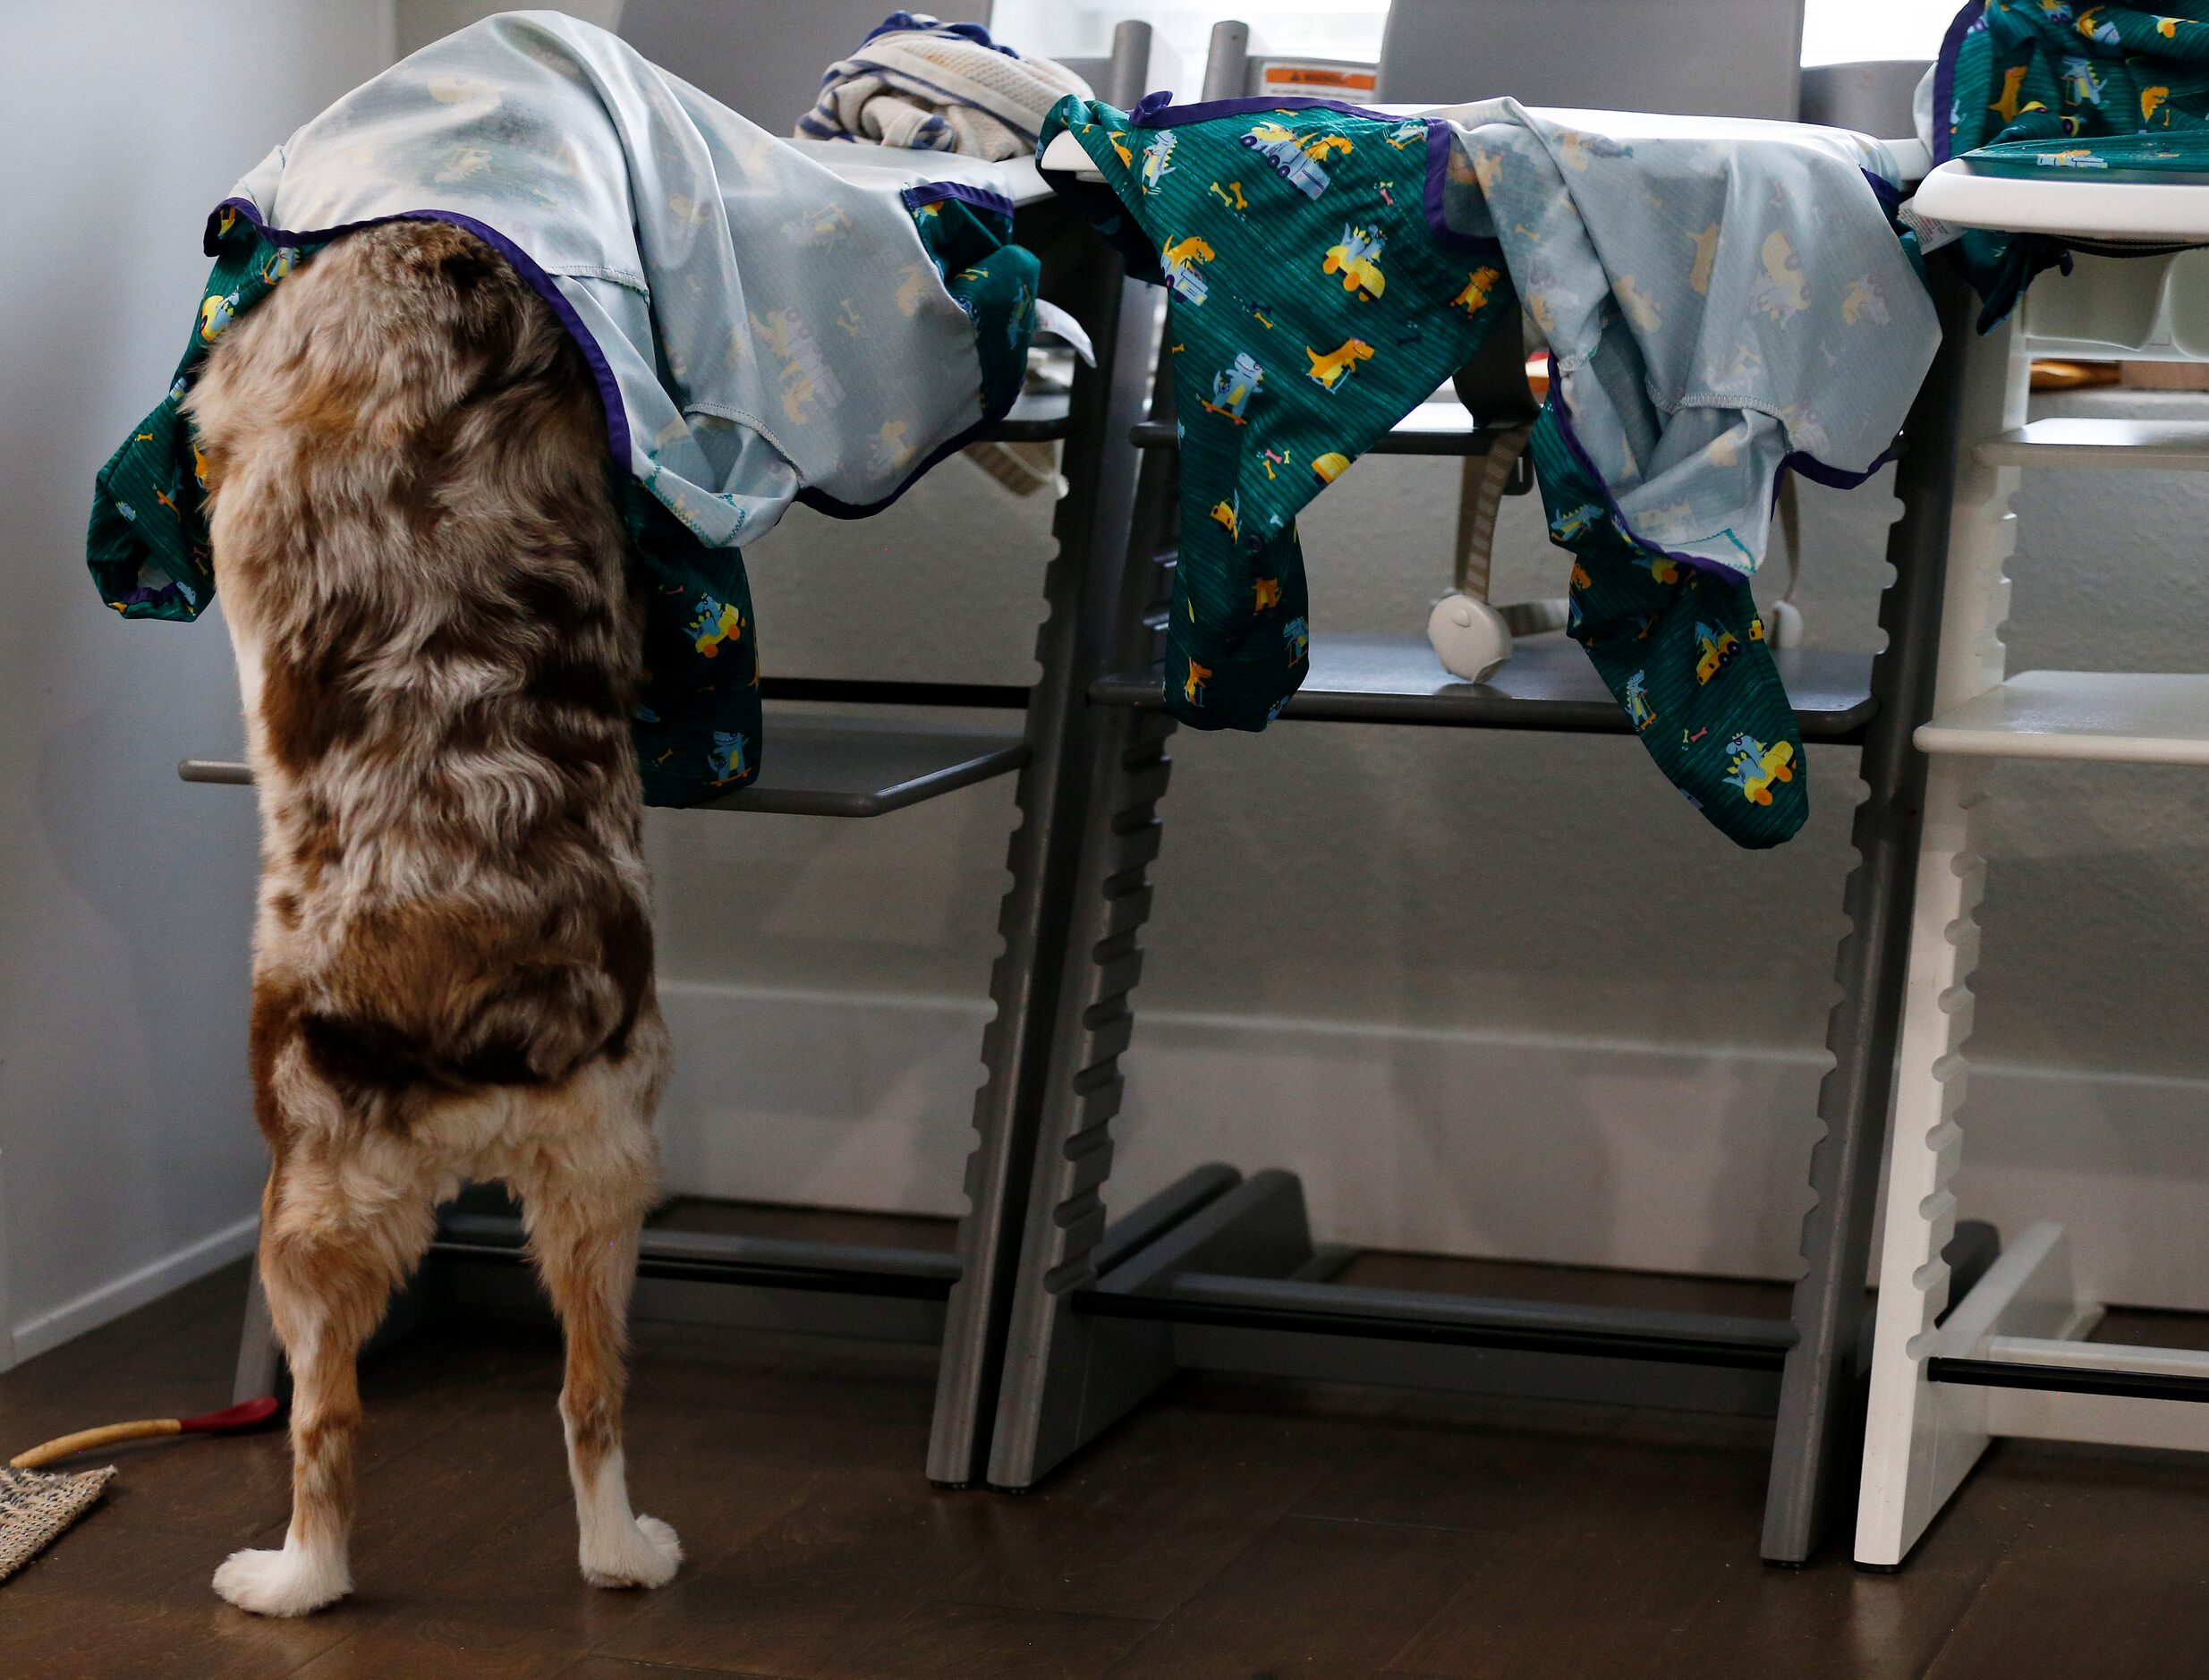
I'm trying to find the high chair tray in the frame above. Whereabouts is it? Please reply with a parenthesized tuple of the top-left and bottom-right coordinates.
(1092, 633, 1877, 738)
(1916, 157, 2209, 242)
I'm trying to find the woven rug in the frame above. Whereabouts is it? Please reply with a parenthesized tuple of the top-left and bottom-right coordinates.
(0, 1466, 114, 1582)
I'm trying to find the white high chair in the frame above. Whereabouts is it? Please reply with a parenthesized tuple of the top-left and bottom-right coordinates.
(1856, 160, 2209, 1568)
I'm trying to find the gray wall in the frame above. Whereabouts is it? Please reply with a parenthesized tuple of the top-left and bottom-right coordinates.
(658, 387, 2209, 1070)
(649, 379, 2209, 1302)
(0, 2, 395, 1363)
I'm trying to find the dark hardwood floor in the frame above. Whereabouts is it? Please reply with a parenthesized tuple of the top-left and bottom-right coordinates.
(4, 1223, 2208, 1679)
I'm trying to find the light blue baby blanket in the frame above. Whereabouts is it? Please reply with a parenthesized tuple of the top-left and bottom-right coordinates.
(1430, 100, 1939, 576)
(223, 8, 1032, 550)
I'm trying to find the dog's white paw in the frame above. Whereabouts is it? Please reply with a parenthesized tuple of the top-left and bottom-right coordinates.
(212, 1543, 353, 1617)
(581, 1514, 684, 1590)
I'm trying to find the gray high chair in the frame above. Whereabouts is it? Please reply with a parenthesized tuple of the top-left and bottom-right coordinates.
(976, 6, 1976, 1565)
(216, 13, 1168, 1495)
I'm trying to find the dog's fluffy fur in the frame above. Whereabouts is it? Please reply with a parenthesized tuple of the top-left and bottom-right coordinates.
(187, 220, 681, 1615)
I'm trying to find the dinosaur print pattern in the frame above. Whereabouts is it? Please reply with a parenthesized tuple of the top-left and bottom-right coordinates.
(1722, 733, 1796, 804)
(1304, 337, 1373, 390)
(1161, 233, 1215, 303)
(1747, 230, 1809, 320)
(706, 730, 751, 785)
(688, 593, 744, 657)
(1204, 352, 1264, 422)
(1453, 267, 1502, 313)
(1141, 130, 1178, 192)
(1322, 225, 1387, 300)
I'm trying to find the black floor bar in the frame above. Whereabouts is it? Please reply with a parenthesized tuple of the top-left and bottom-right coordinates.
(1926, 1358, 2209, 1404)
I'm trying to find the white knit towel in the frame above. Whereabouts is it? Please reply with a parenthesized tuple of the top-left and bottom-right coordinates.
(798, 12, 1092, 161)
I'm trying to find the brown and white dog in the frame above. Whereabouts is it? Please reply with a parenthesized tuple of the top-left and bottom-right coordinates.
(187, 219, 682, 1616)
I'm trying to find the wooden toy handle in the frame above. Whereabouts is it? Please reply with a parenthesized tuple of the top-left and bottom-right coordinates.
(10, 1418, 180, 1470)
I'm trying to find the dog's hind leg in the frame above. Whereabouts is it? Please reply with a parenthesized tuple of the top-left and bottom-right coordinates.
(213, 1117, 438, 1615)
(512, 1052, 682, 1591)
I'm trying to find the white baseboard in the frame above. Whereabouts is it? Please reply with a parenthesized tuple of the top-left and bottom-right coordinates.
(7, 1213, 259, 1369)
(658, 980, 2209, 1312)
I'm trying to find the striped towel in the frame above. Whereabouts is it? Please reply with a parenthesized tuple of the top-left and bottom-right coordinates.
(797, 12, 1092, 160)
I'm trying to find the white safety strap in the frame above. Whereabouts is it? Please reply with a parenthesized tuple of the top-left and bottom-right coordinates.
(1030, 297, 1094, 367)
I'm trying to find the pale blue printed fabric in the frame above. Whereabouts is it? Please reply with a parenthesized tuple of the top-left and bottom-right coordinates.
(1428, 101, 1939, 577)
(223, 9, 1020, 550)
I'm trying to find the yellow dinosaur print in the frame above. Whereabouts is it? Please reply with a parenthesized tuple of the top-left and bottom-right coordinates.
(1160, 233, 1216, 271)
(199, 291, 239, 344)
(2145, 84, 2171, 123)
(192, 445, 210, 489)
(1570, 562, 1593, 590)
(1162, 233, 1216, 303)
(1688, 223, 1720, 295)
(1991, 64, 2030, 123)
(2161, 16, 2181, 37)
(1322, 225, 1387, 300)
(1211, 498, 1238, 539)
(1304, 338, 1374, 390)
(1108, 130, 1134, 167)
(1184, 658, 1212, 704)
(691, 598, 744, 657)
(1749, 230, 1809, 320)
(1209, 180, 1248, 210)
(1841, 276, 1890, 327)
(895, 264, 934, 317)
(1614, 274, 1662, 332)
(877, 420, 913, 471)
(1452, 267, 1502, 314)
(1724, 734, 1796, 805)
(1253, 576, 1282, 613)
(1302, 133, 1355, 162)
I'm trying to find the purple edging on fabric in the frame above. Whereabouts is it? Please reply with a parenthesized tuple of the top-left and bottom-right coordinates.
(1545, 352, 1896, 585)
(900, 181, 1018, 217)
(861, 12, 1012, 55)
(1111, 92, 1500, 254)
(208, 197, 633, 469)
(1932, 0, 1983, 166)
(1780, 444, 1898, 495)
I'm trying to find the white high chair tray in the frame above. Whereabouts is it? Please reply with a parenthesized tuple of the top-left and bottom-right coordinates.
(791, 138, 1054, 207)
(1915, 157, 2209, 242)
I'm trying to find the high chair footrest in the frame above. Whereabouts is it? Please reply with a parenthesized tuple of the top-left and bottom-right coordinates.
(1979, 417, 2209, 471)
(1916, 671, 2209, 764)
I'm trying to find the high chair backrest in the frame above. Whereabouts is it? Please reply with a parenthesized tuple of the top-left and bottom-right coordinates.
(619, 1, 995, 132)
(1373, 0, 1805, 121)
